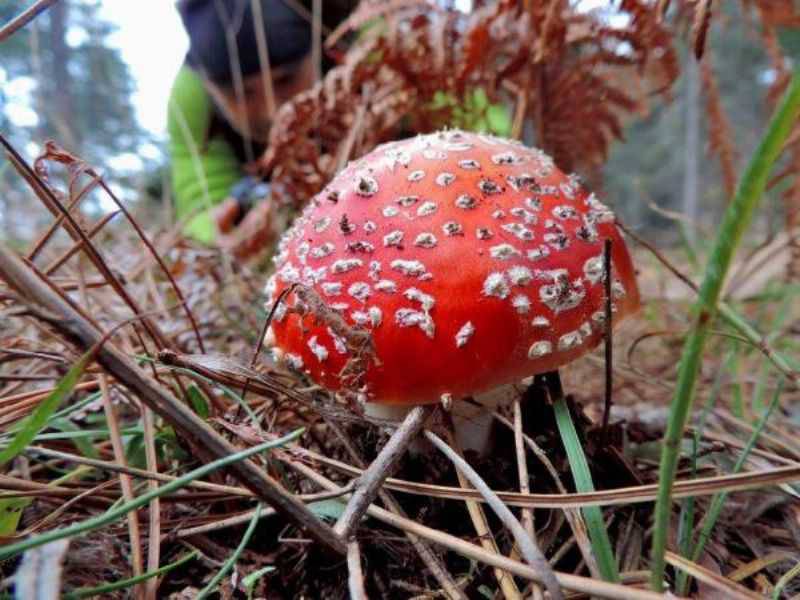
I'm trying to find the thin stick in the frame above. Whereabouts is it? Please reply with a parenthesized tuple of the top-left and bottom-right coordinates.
(286, 458, 672, 600)
(442, 421, 522, 600)
(214, 0, 254, 163)
(424, 430, 563, 600)
(0, 434, 300, 561)
(511, 83, 528, 141)
(286, 443, 800, 509)
(618, 221, 800, 388)
(312, 0, 322, 83)
(602, 238, 614, 435)
(142, 406, 160, 600)
(513, 400, 535, 539)
(0, 242, 347, 555)
(95, 177, 206, 353)
(347, 540, 369, 600)
(99, 375, 144, 598)
(27, 178, 101, 263)
(334, 405, 434, 538)
(493, 410, 601, 578)
(26, 447, 251, 496)
(0, 0, 59, 43)
(0, 135, 169, 352)
(173, 487, 351, 538)
(42, 211, 119, 276)
(772, 559, 800, 600)
(664, 552, 761, 600)
(0, 380, 98, 409)
(335, 95, 369, 173)
(250, 0, 276, 118)
(239, 284, 295, 411)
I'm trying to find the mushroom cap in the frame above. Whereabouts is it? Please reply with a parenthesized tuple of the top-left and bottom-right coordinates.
(265, 130, 640, 405)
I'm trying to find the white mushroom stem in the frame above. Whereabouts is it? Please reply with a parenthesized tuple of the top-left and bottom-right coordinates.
(364, 381, 529, 455)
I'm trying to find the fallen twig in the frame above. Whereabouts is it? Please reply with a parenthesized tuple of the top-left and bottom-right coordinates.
(425, 430, 563, 600)
(347, 540, 369, 600)
(0, 0, 60, 43)
(335, 404, 435, 539)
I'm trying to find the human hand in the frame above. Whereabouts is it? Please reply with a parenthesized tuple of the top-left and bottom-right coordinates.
(212, 177, 276, 262)
(213, 197, 277, 262)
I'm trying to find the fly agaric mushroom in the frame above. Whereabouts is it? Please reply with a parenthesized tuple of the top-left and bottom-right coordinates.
(264, 130, 639, 450)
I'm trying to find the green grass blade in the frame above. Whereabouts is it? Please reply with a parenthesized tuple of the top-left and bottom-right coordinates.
(773, 560, 800, 600)
(717, 303, 798, 388)
(750, 294, 792, 416)
(553, 398, 619, 582)
(63, 550, 199, 599)
(197, 504, 263, 599)
(244, 565, 277, 600)
(0, 498, 33, 537)
(650, 71, 800, 592)
(677, 222, 700, 271)
(675, 435, 698, 576)
(675, 372, 782, 594)
(186, 382, 210, 419)
(0, 428, 303, 561)
(49, 418, 100, 459)
(729, 348, 744, 418)
(0, 350, 92, 468)
(5, 427, 141, 443)
(50, 391, 101, 422)
(681, 379, 784, 593)
(140, 357, 258, 423)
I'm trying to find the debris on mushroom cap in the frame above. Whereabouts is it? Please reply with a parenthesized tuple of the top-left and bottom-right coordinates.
(265, 130, 640, 404)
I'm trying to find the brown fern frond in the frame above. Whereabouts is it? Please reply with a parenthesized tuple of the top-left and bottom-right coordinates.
(657, 0, 672, 22)
(692, 0, 713, 59)
(261, 0, 679, 207)
(748, 2, 800, 282)
(699, 54, 738, 197)
(750, 0, 800, 29)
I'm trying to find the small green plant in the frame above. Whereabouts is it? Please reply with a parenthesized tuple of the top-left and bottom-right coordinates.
(650, 70, 800, 592)
(554, 398, 619, 583)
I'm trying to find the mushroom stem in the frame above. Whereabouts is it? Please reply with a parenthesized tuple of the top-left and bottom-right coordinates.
(364, 381, 528, 455)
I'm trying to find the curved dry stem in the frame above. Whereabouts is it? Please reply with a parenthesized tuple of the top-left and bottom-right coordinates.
(425, 430, 563, 600)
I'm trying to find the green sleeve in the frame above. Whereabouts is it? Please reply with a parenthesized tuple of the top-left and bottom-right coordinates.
(167, 66, 242, 242)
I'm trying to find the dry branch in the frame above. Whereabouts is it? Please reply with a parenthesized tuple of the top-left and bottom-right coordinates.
(334, 404, 435, 539)
(0, 0, 60, 43)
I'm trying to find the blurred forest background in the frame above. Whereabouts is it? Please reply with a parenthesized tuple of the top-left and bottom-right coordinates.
(0, 0, 798, 245)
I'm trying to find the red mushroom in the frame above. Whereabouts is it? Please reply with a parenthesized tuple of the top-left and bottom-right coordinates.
(265, 130, 639, 449)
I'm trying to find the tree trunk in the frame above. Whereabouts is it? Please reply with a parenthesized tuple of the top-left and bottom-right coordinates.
(46, 1, 77, 149)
